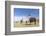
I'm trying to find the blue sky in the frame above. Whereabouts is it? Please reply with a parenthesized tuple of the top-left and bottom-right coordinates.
(14, 8, 39, 17)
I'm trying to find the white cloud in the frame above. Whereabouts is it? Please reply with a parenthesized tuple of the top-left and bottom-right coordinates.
(14, 16, 39, 22)
(14, 16, 30, 21)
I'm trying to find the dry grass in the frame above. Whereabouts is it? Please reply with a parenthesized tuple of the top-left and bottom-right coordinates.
(14, 20, 39, 27)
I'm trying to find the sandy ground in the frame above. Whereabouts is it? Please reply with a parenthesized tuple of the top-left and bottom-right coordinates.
(14, 21, 39, 28)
